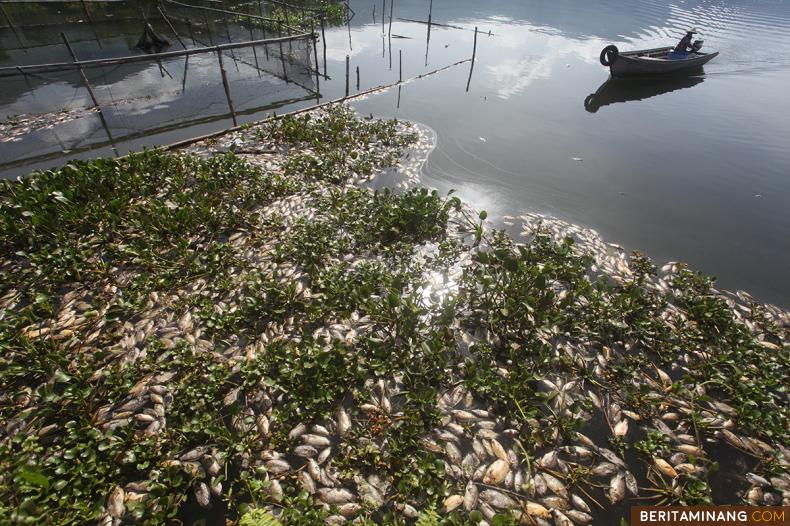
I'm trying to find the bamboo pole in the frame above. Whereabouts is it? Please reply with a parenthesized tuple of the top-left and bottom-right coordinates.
(397, 84, 401, 108)
(312, 31, 320, 102)
(158, 5, 187, 50)
(388, 0, 393, 36)
(381, 0, 385, 33)
(356, 65, 359, 91)
(216, 48, 237, 127)
(80, 0, 102, 49)
(0, 33, 312, 77)
(345, 55, 349, 97)
(258, 0, 269, 60)
(1, 3, 25, 49)
(185, 17, 197, 46)
(320, 13, 326, 75)
(181, 55, 189, 92)
(466, 26, 478, 92)
(60, 32, 117, 155)
(372, 3, 375, 23)
(249, 24, 261, 76)
(278, 22, 288, 81)
(399, 49, 402, 82)
(221, 10, 240, 72)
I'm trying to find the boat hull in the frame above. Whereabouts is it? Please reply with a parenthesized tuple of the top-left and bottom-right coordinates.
(609, 46, 719, 78)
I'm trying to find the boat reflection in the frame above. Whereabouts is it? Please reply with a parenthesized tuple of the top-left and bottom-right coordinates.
(584, 75, 704, 113)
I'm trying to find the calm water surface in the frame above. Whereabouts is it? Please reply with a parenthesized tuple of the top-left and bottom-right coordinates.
(1, 0, 789, 306)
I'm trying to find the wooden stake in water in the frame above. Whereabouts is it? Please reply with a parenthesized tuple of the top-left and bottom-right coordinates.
(381, 0, 385, 33)
(345, 55, 350, 97)
(158, 5, 187, 50)
(216, 48, 237, 127)
(60, 32, 117, 155)
(258, 0, 269, 60)
(372, 3, 376, 24)
(1, 3, 24, 49)
(399, 49, 402, 82)
(356, 65, 360, 91)
(312, 31, 320, 102)
(388, 0, 394, 36)
(466, 26, 478, 92)
(181, 55, 189, 92)
(320, 13, 327, 75)
(278, 22, 288, 82)
(249, 25, 261, 76)
(81, 0, 102, 49)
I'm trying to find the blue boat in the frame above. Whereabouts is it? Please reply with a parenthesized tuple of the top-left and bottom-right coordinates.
(599, 44, 719, 78)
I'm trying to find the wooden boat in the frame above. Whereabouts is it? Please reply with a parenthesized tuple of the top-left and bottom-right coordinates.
(599, 45, 719, 78)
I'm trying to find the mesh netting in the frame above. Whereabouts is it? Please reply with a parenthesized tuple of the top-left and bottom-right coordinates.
(0, 2, 319, 172)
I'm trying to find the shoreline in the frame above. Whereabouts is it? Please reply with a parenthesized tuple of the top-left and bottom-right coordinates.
(0, 105, 787, 526)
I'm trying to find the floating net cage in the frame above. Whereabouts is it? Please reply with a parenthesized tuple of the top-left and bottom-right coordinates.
(0, 0, 329, 172)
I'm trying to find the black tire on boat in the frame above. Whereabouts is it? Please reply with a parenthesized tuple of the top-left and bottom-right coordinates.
(600, 45, 619, 66)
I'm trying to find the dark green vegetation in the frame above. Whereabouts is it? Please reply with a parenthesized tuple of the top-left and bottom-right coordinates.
(0, 106, 787, 525)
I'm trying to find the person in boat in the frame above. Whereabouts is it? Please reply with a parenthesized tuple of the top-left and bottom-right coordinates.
(674, 27, 698, 53)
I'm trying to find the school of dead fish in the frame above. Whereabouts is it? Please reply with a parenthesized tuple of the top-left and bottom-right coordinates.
(1, 107, 788, 526)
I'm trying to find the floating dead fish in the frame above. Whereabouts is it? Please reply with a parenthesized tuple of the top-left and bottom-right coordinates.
(609, 472, 626, 503)
(464, 481, 478, 511)
(317, 488, 355, 505)
(483, 459, 510, 485)
(480, 489, 517, 509)
(443, 494, 464, 512)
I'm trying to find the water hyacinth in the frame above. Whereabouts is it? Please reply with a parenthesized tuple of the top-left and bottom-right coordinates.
(0, 104, 788, 526)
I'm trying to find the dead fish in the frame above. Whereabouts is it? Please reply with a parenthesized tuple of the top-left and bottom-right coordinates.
(654, 457, 678, 478)
(490, 438, 510, 462)
(483, 459, 510, 485)
(265, 459, 291, 475)
(298, 471, 315, 494)
(194, 482, 211, 508)
(566, 509, 593, 525)
(355, 476, 384, 507)
(338, 503, 361, 518)
(480, 489, 517, 509)
(609, 472, 626, 504)
(444, 494, 464, 513)
(461, 453, 479, 478)
(302, 434, 332, 447)
(625, 471, 638, 496)
(317, 447, 332, 464)
(570, 493, 590, 514)
(318, 488, 355, 505)
(676, 444, 705, 457)
(268, 479, 283, 501)
(287, 418, 312, 437)
(526, 501, 551, 519)
(553, 509, 574, 526)
(746, 473, 770, 487)
(533, 473, 548, 496)
(445, 441, 462, 464)
(598, 448, 627, 469)
(540, 495, 568, 510)
(108, 486, 125, 518)
(542, 472, 568, 499)
(613, 419, 629, 437)
(307, 459, 321, 481)
(464, 481, 478, 511)
(537, 450, 558, 470)
(293, 445, 318, 458)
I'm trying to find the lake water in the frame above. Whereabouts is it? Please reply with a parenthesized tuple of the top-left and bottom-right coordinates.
(1, 0, 789, 307)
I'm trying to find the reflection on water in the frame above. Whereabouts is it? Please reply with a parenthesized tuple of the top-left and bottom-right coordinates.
(2, 0, 790, 308)
(584, 76, 705, 113)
